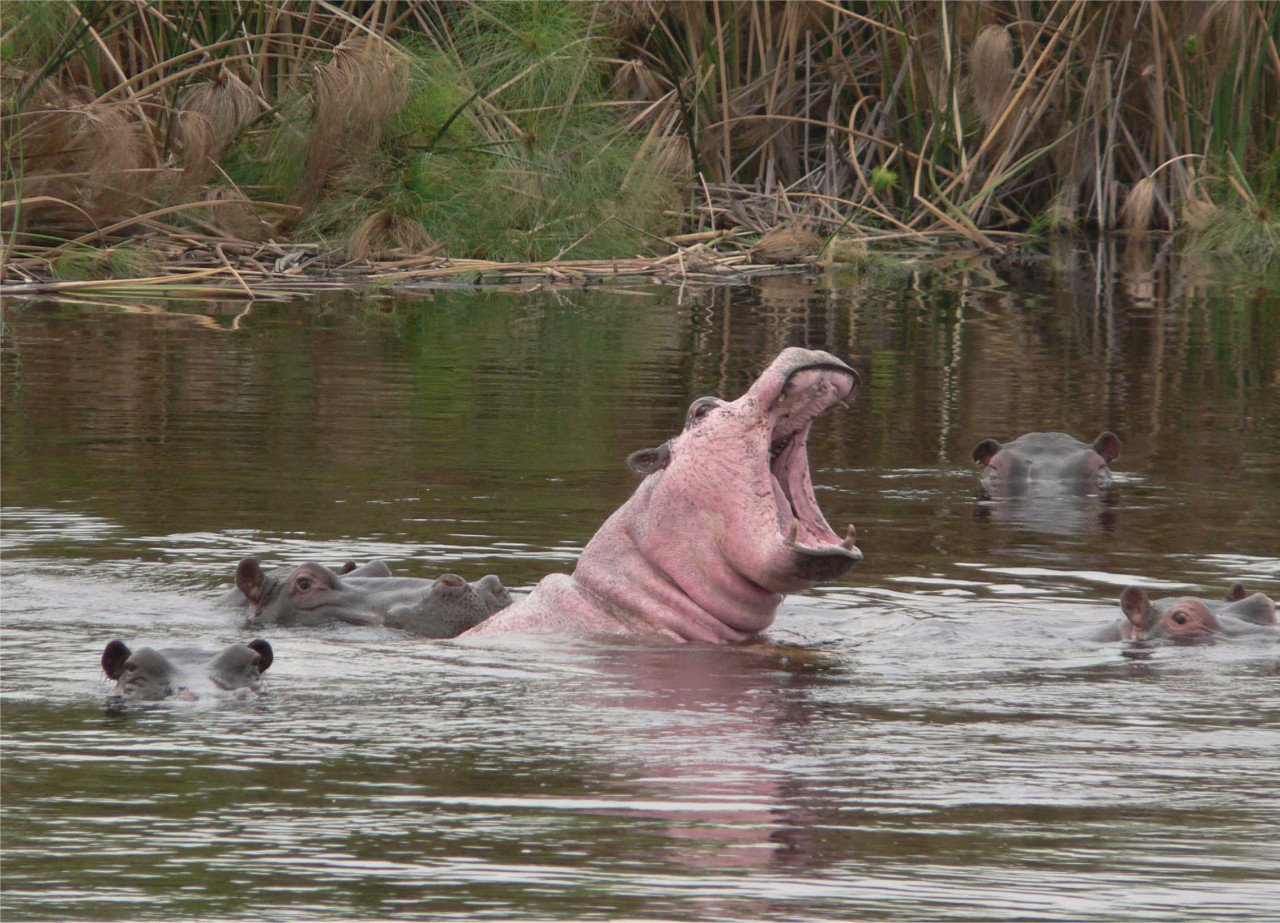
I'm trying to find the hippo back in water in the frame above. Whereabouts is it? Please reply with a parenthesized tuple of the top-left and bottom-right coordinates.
(1093, 583, 1278, 643)
(972, 431, 1121, 493)
(101, 639, 273, 700)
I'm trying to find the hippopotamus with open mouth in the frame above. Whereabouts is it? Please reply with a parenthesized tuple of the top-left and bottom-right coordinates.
(101, 639, 273, 700)
(464, 347, 863, 642)
(972, 431, 1121, 493)
(235, 559, 512, 638)
(1093, 583, 1278, 643)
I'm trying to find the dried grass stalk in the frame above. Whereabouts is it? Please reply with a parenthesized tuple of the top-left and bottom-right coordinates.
(1120, 176, 1157, 234)
(204, 186, 278, 242)
(13, 81, 154, 229)
(178, 69, 258, 187)
(970, 25, 1014, 131)
(753, 226, 821, 263)
(347, 209, 433, 261)
(305, 37, 409, 203)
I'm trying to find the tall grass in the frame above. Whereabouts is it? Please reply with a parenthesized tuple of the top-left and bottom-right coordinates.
(2, 0, 681, 266)
(3, 1, 1278, 279)
(616, 0, 1279, 246)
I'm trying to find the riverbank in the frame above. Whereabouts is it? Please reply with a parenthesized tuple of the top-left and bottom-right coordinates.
(1, 230, 859, 299)
(3, 1, 1277, 290)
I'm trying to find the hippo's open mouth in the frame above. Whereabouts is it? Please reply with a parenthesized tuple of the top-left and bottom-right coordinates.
(766, 360, 861, 581)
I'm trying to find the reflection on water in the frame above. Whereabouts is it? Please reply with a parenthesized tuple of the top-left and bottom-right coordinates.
(2, 242, 1279, 920)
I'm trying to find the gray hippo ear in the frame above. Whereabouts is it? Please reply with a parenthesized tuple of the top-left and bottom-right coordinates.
(627, 443, 672, 476)
(337, 561, 358, 575)
(247, 639, 273, 673)
(102, 640, 131, 680)
(1226, 582, 1247, 602)
(236, 558, 266, 602)
(1120, 586, 1153, 629)
(972, 438, 1002, 465)
(1092, 431, 1121, 462)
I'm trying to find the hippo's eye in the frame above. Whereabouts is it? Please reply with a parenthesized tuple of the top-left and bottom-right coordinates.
(1173, 612, 1188, 625)
(296, 577, 313, 592)
(685, 397, 722, 429)
(125, 663, 138, 672)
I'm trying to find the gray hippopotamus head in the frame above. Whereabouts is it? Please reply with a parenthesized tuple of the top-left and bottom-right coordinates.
(101, 639, 272, 700)
(216, 559, 391, 609)
(973, 431, 1121, 493)
(235, 558, 512, 635)
(1113, 583, 1278, 643)
(384, 573, 514, 638)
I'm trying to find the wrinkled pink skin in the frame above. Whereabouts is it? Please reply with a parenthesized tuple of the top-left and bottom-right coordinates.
(466, 348, 863, 643)
(1097, 584, 1279, 643)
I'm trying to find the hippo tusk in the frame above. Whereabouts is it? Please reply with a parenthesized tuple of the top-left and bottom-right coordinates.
(787, 522, 798, 546)
(842, 524, 857, 550)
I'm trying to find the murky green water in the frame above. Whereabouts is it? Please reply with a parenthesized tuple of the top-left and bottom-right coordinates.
(3, 242, 1279, 921)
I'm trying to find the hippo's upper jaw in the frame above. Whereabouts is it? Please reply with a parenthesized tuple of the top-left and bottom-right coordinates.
(468, 348, 864, 643)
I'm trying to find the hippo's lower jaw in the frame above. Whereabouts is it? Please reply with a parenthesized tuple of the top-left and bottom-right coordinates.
(762, 362, 863, 591)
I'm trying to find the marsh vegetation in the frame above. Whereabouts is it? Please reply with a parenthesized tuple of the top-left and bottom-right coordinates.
(2, 1, 1278, 290)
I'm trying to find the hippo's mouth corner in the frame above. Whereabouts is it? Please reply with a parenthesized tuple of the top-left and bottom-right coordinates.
(768, 362, 862, 581)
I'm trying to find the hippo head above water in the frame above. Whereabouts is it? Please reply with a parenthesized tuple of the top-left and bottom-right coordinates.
(465, 347, 863, 642)
(101, 639, 272, 700)
(973, 431, 1121, 493)
(1109, 583, 1278, 643)
(236, 558, 511, 636)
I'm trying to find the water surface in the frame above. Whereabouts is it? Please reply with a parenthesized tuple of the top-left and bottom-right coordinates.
(3, 241, 1279, 921)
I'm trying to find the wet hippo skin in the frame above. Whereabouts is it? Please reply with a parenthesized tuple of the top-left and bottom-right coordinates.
(464, 347, 864, 643)
(1093, 583, 1278, 643)
(972, 431, 1121, 494)
(101, 639, 273, 700)
(235, 559, 512, 637)
(216, 559, 392, 608)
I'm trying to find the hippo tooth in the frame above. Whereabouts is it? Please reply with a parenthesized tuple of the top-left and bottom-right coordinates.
(786, 522, 798, 546)
(842, 524, 857, 550)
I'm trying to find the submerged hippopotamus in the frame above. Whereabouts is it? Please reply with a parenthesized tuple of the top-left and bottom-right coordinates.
(972, 431, 1121, 493)
(101, 639, 273, 700)
(465, 347, 863, 642)
(216, 559, 391, 608)
(1094, 583, 1278, 643)
(235, 558, 512, 638)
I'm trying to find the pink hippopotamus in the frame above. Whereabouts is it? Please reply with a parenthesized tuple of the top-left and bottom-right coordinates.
(1094, 583, 1278, 643)
(465, 348, 863, 643)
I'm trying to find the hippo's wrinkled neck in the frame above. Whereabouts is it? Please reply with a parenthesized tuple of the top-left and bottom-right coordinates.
(571, 480, 784, 642)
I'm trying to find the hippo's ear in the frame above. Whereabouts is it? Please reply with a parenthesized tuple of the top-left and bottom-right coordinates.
(972, 439, 1002, 466)
(1226, 582, 1248, 602)
(337, 561, 358, 575)
(1120, 586, 1153, 629)
(1092, 431, 1121, 463)
(102, 640, 131, 680)
(247, 639, 273, 673)
(627, 442, 672, 476)
(236, 558, 266, 602)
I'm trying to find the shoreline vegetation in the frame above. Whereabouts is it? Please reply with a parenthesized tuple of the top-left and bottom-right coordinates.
(2, 1, 1278, 298)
